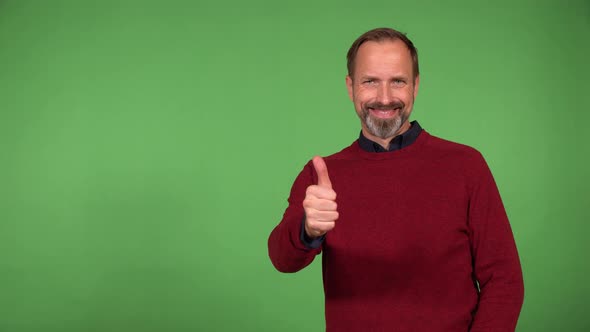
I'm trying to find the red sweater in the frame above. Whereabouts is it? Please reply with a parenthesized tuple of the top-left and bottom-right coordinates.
(268, 131, 524, 331)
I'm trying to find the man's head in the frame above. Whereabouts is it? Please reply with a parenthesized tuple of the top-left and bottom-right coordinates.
(346, 28, 420, 144)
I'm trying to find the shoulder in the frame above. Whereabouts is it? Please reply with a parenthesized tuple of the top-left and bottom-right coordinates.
(423, 132, 485, 163)
(321, 140, 360, 162)
(294, 141, 357, 179)
(419, 132, 493, 182)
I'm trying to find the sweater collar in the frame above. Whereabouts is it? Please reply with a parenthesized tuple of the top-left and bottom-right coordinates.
(358, 120, 423, 153)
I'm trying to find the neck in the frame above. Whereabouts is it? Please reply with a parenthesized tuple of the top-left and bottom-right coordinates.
(362, 121, 412, 150)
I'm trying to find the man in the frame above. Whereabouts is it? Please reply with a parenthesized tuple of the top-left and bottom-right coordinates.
(268, 28, 524, 331)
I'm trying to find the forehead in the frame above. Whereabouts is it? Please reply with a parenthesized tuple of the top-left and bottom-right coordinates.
(354, 40, 413, 76)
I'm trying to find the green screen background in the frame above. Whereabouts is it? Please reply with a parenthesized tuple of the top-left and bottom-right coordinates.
(1, 1, 588, 331)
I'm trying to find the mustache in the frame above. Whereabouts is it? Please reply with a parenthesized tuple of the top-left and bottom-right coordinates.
(365, 101, 405, 110)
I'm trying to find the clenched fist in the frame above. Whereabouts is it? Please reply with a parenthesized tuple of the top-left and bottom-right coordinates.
(303, 156, 339, 238)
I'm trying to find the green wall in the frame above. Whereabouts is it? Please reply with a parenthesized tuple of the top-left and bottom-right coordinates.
(1, 1, 588, 331)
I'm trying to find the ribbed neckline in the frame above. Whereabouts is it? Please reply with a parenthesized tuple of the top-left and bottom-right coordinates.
(350, 130, 431, 160)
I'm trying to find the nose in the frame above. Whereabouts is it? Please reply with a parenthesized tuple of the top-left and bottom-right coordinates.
(377, 83, 393, 104)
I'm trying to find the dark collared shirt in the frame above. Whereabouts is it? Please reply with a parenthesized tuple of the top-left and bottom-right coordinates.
(301, 121, 424, 249)
(357, 120, 422, 152)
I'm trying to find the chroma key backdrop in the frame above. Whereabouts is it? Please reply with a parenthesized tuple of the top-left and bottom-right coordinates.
(0, 1, 588, 331)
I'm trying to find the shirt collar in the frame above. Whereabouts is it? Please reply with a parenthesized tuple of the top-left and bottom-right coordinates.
(358, 120, 423, 153)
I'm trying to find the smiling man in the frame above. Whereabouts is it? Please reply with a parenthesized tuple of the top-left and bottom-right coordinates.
(347, 36, 418, 147)
(268, 28, 524, 331)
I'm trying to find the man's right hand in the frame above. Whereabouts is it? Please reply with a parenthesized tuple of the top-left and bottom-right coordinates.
(303, 156, 339, 239)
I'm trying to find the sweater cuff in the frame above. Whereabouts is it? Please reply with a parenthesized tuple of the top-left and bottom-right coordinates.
(300, 217, 325, 249)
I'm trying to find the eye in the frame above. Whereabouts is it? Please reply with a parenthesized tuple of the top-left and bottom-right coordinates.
(362, 79, 375, 85)
(393, 79, 406, 86)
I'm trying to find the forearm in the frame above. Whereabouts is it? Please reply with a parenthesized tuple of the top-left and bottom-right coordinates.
(268, 214, 320, 273)
(470, 259, 524, 331)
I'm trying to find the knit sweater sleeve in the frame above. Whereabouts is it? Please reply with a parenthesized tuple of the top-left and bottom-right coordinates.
(268, 161, 322, 273)
(468, 153, 524, 331)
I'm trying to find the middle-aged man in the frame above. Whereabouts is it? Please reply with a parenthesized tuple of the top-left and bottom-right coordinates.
(268, 28, 524, 331)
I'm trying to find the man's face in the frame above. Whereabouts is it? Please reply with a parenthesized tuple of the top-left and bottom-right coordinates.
(346, 40, 420, 141)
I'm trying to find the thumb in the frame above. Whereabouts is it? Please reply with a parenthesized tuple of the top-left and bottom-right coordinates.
(312, 156, 332, 188)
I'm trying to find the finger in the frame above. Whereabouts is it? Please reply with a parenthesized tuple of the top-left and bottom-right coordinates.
(305, 210, 339, 222)
(308, 221, 335, 234)
(306, 185, 337, 201)
(303, 198, 337, 211)
(313, 156, 332, 188)
(305, 221, 335, 238)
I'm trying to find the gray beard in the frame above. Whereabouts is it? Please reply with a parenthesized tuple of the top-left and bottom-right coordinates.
(363, 110, 406, 139)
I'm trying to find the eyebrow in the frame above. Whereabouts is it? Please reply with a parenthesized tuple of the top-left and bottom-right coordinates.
(358, 76, 378, 81)
(358, 75, 408, 81)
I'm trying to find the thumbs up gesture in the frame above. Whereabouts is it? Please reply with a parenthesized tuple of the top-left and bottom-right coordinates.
(303, 156, 339, 238)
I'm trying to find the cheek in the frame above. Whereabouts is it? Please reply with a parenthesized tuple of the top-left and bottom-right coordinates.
(351, 91, 362, 104)
(352, 95, 366, 113)
(354, 89, 372, 103)
(402, 88, 415, 102)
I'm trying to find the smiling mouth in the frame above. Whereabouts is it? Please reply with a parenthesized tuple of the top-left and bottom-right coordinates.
(368, 107, 401, 119)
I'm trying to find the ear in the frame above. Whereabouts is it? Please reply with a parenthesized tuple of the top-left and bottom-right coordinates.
(346, 75, 354, 101)
(413, 75, 420, 99)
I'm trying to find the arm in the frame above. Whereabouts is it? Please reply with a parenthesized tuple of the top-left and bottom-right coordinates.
(268, 161, 321, 273)
(268, 157, 337, 273)
(468, 154, 525, 331)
